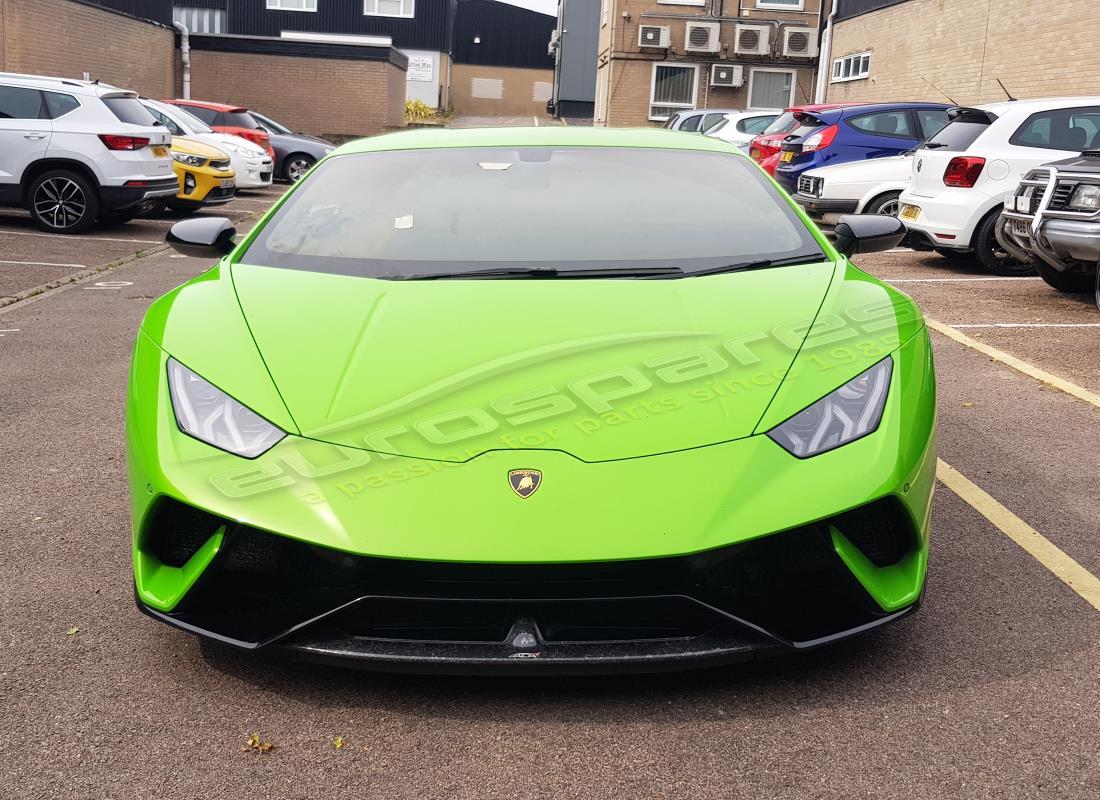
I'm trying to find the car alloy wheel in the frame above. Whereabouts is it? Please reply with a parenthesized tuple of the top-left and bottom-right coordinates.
(285, 156, 314, 183)
(33, 176, 88, 230)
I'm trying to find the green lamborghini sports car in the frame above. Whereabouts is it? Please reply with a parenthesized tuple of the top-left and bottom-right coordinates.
(127, 127, 936, 673)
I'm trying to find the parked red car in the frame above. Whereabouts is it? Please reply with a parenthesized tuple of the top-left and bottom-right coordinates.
(163, 99, 275, 159)
(749, 103, 865, 176)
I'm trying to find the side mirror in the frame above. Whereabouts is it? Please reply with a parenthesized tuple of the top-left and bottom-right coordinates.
(832, 214, 907, 256)
(166, 217, 237, 259)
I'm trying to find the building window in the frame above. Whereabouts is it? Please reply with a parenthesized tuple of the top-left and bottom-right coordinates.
(747, 68, 795, 110)
(831, 52, 871, 83)
(266, 0, 318, 11)
(649, 63, 698, 121)
(364, 0, 415, 17)
(173, 6, 227, 33)
(756, 0, 804, 9)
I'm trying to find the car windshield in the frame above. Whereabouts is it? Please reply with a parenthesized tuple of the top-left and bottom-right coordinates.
(919, 114, 993, 152)
(103, 96, 157, 126)
(241, 147, 824, 280)
(786, 117, 825, 141)
(255, 112, 293, 134)
(762, 112, 797, 135)
(155, 101, 214, 134)
(219, 111, 259, 129)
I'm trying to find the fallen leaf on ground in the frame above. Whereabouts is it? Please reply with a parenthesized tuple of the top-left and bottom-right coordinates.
(241, 732, 274, 754)
(332, 736, 346, 749)
(66, 626, 79, 636)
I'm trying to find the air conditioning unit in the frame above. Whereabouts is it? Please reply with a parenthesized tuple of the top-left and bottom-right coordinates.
(782, 27, 819, 58)
(734, 24, 771, 56)
(710, 64, 744, 88)
(638, 25, 671, 49)
(684, 22, 720, 53)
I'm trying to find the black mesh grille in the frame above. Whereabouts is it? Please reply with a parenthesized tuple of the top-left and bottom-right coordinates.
(831, 497, 914, 567)
(1047, 182, 1076, 211)
(144, 499, 226, 567)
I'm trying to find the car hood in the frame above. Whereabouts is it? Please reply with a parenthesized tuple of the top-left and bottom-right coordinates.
(230, 261, 837, 462)
(271, 132, 332, 151)
(212, 133, 267, 157)
(806, 154, 913, 183)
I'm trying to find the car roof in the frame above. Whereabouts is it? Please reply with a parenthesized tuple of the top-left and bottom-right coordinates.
(172, 99, 250, 112)
(835, 101, 951, 114)
(335, 127, 751, 157)
(788, 102, 863, 112)
(682, 108, 742, 116)
(963, 97, 1100, 116)
(0, 72, 135, 98)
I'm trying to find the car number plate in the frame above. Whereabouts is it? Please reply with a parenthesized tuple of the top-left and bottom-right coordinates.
(900, 204, 921, 221)
(220, 178, 234, 189)
(152, 146, 169, 158)
(780, 150, 795, 163)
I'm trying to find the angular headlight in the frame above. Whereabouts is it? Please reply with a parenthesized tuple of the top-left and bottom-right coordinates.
(1069, 183, 1100, 211)
(767, 357, 892, 458)
(167, 358, 285, 458)
(172, 152, 206, 167)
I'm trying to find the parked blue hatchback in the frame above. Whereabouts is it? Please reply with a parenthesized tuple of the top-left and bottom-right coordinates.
(773, 102, 953, 193)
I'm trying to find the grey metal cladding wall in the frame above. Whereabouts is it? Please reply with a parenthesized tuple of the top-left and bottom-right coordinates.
(835, 0, 914, 21)
(178, 0, 455, 51)
(558, 0, 598, 103)
(453, 0, 555, 69)
(76, 0, 174, 25)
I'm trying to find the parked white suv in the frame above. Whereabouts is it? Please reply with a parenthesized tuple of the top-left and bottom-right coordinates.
(793, 154, 913, 228)
(139, 98, 274, 189)
(898, 98, 1100, 275)
(0, 73, 176, 233)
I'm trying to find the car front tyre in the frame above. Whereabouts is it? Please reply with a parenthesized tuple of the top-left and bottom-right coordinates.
(974, 210, 1035, 277)
(1036, 262, 1094, 294)
(284, 154, 315, 183)
(865, 192, 902, 217)
(27, 170, 100, 234)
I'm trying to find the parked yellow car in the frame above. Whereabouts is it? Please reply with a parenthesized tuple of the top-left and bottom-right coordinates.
(145, 136, 236, 214)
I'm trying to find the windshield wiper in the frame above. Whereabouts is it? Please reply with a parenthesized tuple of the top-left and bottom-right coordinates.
(394, 265, 684, 280)
(645, 252, 826, 279)
(921, 142, 948, 149)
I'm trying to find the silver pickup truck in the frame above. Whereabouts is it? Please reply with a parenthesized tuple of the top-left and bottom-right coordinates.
(998, 150, 1100, 309)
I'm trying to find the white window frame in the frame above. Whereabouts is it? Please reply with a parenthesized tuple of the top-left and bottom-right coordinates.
(756, 0, 805, 9)
(648, 62, 699, 122)
(364, 0, 415, 18)
(656, 0, 706, 7)
(266, 0, 318, 11)
(746, 67, 796, 111)
(831, 51, 871, 83)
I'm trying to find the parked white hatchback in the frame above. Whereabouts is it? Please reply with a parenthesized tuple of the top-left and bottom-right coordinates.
(898, 98, 1100, 275)
(793, 154, 913, 228)
(705, 111, 781, 149)
(0, 72, 176, 233)
(139, 98, 274, 190)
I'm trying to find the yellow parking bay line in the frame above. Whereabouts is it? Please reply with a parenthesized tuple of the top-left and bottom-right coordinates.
(938, 460, 1100, 612)
(926, 318, 1100, 409)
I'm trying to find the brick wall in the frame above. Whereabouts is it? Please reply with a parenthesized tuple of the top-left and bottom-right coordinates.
(827, 0, 1100, 105)
(187, 50, 407, 139)
(0, 0, 176, 96)
(595, 0, 825, 127)
(450, 63, 555, 117)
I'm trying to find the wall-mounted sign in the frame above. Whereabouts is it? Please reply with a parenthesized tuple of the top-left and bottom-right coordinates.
(408, 55, 434, 82)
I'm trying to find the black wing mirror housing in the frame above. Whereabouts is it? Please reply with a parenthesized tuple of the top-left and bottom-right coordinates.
(832, 214, 907, 256)
(166, 217, 237, 259)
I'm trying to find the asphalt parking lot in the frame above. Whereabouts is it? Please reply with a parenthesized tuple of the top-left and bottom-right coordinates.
(1, 193, 1098, 797)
